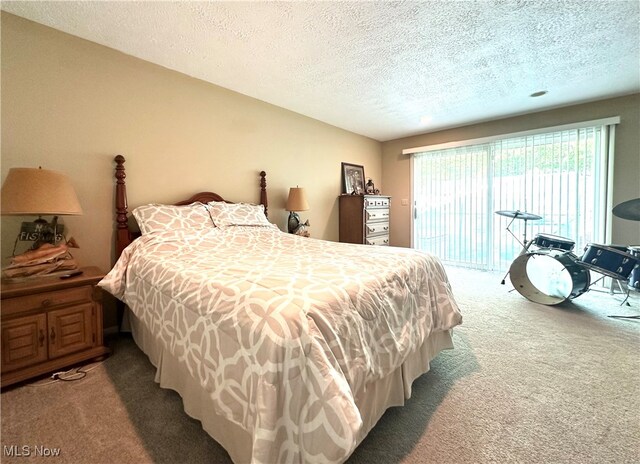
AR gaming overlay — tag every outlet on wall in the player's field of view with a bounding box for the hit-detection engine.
[401,199,409,206]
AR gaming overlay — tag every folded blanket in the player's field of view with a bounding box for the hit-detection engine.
[3,244,78,278]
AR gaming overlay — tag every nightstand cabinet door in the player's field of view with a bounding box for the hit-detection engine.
[1,314,48,373]
[47,303,94,359]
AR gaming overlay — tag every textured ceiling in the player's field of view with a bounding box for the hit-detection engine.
[2,1,639,141]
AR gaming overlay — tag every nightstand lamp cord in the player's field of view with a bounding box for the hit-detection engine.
[26,362,102,387]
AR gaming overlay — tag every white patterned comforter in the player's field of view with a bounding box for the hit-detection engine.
[99,225,462,463]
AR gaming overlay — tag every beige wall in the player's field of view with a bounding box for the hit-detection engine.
[1,13,382,273]
[382,94,640,248]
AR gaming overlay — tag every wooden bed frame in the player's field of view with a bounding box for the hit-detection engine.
[113,155,268,260]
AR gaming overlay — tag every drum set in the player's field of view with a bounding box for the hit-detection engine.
[496,209,640,306]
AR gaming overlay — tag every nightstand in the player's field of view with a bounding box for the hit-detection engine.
[1,266,110,388]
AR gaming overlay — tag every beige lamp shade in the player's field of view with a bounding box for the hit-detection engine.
[286,187,310,212]
[1,167,83,215]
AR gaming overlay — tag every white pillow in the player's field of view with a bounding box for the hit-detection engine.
[132,202,214,235]
[207,201,271,228]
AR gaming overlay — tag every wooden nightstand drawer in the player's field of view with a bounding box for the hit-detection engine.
[1,286,93,317]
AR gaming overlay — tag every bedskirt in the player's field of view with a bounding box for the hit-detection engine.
[127,311,454,463]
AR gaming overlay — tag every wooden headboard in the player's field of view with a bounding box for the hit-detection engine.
[113,155,268,261]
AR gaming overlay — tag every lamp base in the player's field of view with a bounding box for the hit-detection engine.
[288,211,300,234]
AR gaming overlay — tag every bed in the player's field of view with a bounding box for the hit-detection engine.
[99,155,462,463]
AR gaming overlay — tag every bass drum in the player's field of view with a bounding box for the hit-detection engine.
[509,250,590,305]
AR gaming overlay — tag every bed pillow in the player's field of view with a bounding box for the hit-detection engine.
[132,202,215,235]
[207,201,271,228]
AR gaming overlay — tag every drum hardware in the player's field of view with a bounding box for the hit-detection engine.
[585,273,632,305]
[627,246,640,290]
[499,239,534,285]
[495,210,542,284]
[588,274,639,318]
[608,314,640,320]
[605,280,640,318]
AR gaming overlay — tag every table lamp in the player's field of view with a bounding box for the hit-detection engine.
[286,187,309,234]
[2,167,83,245]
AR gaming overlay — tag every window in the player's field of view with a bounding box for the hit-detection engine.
[410,119,618,271]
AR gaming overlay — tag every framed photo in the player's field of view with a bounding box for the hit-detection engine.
[341,162,365,195]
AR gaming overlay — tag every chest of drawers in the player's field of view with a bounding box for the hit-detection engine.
[339,195,391,245]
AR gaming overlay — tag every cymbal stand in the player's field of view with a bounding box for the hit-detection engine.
[500,215,533,285]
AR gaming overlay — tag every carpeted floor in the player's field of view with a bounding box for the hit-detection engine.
[2,266,639,463]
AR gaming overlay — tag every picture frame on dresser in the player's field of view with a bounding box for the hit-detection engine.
[341,162,365,195]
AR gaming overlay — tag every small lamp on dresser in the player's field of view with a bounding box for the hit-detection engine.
[1,167,83,279]
[286,187,310,234]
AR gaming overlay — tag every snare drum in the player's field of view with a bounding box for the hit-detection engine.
[509,250,590,305]
[579,244,640,280]
[531,233,575,251]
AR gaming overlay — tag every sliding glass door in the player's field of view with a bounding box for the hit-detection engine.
[413,125,608,271]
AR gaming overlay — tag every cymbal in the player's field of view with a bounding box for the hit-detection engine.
[495,210,542,221]
[612,198,640,221]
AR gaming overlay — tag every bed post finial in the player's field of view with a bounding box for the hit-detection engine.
[260,171,268,218]
[114,155,130,259]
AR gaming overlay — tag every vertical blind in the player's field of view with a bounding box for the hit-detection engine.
[412,124,611,271]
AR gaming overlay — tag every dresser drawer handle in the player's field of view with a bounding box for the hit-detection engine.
[39,330,45,347]
[383,226,389,231]
[41,299,52,307]
[50,328,56,342]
